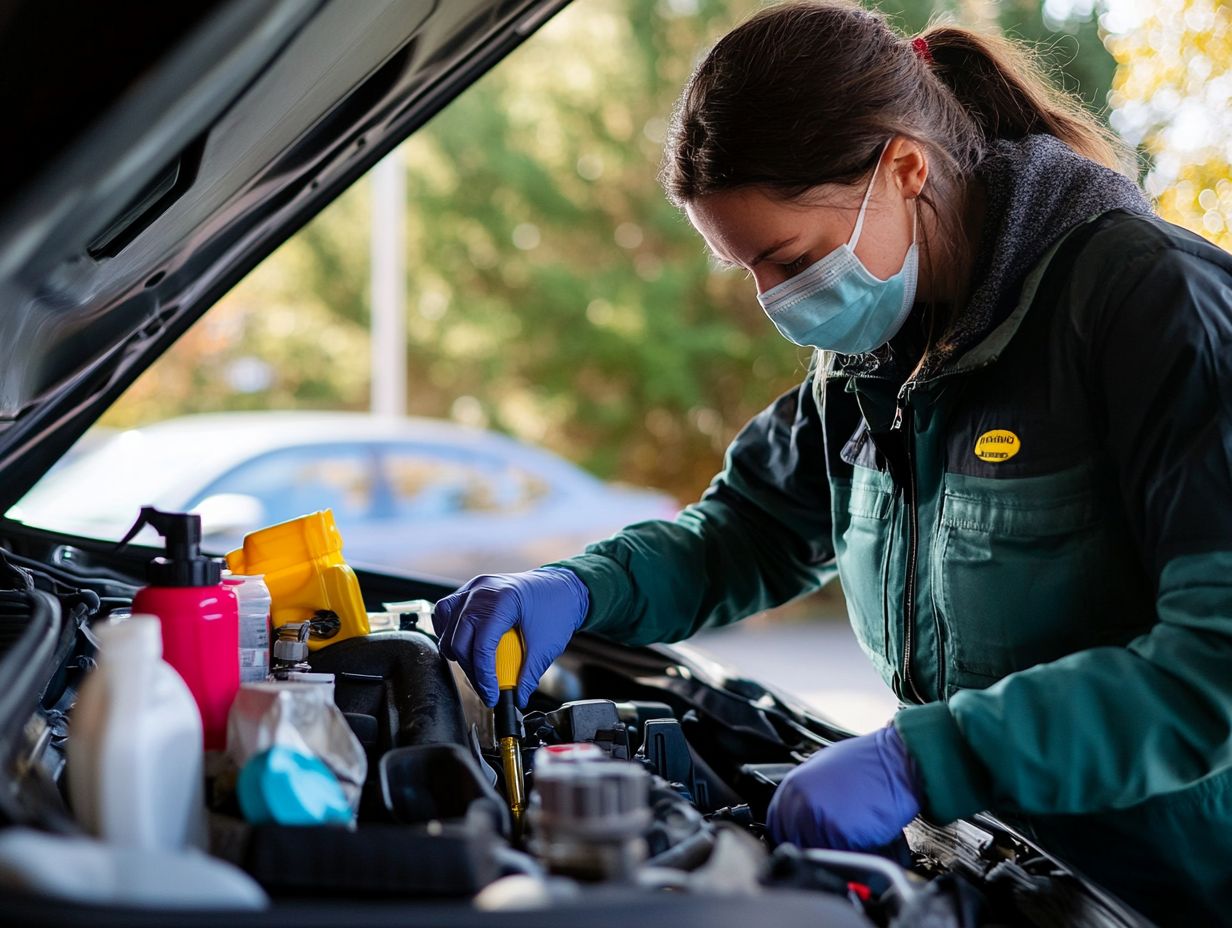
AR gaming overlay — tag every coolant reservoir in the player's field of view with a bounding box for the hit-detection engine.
[225,510,369,651]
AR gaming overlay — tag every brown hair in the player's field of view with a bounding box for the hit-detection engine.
[662,1,1133,356]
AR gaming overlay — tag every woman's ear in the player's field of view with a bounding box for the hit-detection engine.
[886,136,928,199]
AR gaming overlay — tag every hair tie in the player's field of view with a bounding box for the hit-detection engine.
[911,36,933,64]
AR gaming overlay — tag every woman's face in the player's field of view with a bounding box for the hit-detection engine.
[684,137,930,298]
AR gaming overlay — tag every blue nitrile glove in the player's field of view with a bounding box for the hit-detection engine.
[432,567,589,708]
[767,723,922,851]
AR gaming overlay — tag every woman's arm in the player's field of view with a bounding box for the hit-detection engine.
[895,232,1232,821]
[548,361,837,646]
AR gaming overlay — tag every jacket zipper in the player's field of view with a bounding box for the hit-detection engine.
[892,381,927,703]
[890,379,912,432]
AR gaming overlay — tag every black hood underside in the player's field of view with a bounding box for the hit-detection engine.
[0,0,566,512]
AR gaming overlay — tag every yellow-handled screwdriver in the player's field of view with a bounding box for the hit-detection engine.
[494,628,527,834]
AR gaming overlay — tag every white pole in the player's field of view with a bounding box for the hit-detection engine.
[370,148,407,417]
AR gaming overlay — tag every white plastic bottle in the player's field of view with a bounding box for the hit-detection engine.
[68,615,206,850]
[224,573,271,684]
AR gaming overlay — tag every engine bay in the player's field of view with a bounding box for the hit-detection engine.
[0,529,1147,928]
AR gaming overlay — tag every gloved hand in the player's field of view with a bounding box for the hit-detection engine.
[767,723,922,851]
[432,567,589,708]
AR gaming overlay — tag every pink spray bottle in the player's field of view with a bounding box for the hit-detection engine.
[119,507,239,750]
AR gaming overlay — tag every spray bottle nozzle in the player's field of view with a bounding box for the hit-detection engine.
[117,506,201,552]
[117,506,221,587]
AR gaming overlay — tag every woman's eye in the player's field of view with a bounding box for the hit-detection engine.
[782,256,809,273]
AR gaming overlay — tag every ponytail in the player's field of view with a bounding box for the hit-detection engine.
[920,26,1134,175]
[662,1,1135,210]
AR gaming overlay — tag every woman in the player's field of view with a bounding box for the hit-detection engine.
[433,2,1232,919]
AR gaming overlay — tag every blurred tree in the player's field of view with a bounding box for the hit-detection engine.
[105,0,1121,503]
[883,0,1116,115]
[1106,0,1232,249]
[394,0,805,499]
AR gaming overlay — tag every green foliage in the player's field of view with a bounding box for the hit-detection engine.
[881,0,1116,115]
[392,0,806,497]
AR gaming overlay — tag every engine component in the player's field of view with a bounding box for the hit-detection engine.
[535,742,606,767]
[645,781,713,866]
[641,716,731,812]
[528,747,652,882]
[302,629,470,822]
[667,826,767,895]
[614,701,675,753]
[524,699,632,759]
[270,614,344,675]
[642,719,697,793]
[380,743,507,833]
[270,620,311,671]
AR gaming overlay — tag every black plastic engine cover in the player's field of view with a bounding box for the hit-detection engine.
[309,630,468,752]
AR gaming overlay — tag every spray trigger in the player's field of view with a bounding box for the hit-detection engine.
[116,506,203,552]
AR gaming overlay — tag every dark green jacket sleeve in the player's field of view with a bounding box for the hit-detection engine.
[896,229,1232,822]
[547,361,837,646]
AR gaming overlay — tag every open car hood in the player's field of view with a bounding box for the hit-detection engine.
[0,0,566,512]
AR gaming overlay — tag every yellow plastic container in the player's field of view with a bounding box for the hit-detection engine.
[225,510,369,651]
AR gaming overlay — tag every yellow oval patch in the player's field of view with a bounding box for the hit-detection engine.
[974,429,1021,463]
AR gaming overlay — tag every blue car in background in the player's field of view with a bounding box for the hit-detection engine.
[9,411,678,581]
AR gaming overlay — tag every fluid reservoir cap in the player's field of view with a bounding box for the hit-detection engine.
[534,743,606,769]
[530,755,651,840]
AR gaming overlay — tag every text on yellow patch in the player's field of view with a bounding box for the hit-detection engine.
[974,429,1021,463]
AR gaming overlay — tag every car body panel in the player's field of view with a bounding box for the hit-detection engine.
[11,412,675,579]
[0,0,568,510]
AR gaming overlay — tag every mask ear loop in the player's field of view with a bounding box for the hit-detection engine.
[846,140,892,249]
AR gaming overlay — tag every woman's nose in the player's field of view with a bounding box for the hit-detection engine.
[752,267,789,295]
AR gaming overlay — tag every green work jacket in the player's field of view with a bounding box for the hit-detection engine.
[551,208,1232,922]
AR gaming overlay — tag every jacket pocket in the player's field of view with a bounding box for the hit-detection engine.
[831,467,896,685]
[934,462,1140,688]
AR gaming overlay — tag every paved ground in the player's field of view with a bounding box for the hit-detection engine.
[692,618,900,733]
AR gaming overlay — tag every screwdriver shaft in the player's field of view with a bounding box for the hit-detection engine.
[500,735,526,831]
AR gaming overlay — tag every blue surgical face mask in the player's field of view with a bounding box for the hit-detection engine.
[756,149,919,354]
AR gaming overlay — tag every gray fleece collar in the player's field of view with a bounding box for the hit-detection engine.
[833,133,1152,380]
